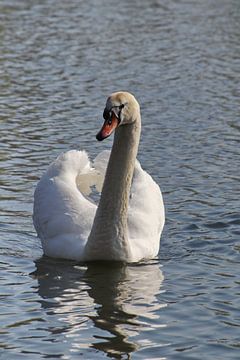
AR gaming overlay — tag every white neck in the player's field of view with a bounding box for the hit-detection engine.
[85,116,141,261]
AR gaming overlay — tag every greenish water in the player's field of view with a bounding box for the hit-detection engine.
[0,0,240,359]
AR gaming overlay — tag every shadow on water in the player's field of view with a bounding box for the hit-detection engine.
[31,257,165,358]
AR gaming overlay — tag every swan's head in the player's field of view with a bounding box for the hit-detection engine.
[96,91,140,141]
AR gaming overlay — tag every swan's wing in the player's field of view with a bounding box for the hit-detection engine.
[33,150,99,260]
[92,150,110,192]
[128,161,165,260]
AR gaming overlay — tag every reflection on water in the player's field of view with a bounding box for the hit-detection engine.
[31,258,165,358]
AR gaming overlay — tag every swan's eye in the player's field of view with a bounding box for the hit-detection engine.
[103,108,110,121]
[117,104,125,121]
[108,119,112,125]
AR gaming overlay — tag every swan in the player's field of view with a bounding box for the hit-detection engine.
[33,91,165,262]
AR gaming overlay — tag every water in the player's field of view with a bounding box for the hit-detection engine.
[0,0,239,358]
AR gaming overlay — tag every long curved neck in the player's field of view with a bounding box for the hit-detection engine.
[85,116,141,261]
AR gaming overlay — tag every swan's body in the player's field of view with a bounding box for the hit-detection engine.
[33,92,165,262]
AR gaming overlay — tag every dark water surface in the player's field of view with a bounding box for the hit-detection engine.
[0,0,240,359]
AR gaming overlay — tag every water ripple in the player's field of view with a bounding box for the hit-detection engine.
[0,0,240,358]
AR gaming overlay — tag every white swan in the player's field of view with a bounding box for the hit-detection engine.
[33,92,165,262]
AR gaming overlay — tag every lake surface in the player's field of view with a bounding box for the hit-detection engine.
[0,0,240,358]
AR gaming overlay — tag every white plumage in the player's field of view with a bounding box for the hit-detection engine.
[33,92,165,262]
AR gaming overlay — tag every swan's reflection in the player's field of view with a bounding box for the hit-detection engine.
[32,257,166,358]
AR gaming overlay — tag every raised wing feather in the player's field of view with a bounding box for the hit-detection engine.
[128,161,165,260]
[33,150,98,260]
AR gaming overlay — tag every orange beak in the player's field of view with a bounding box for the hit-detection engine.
[96,113,119,141]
